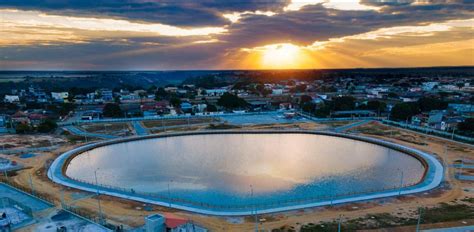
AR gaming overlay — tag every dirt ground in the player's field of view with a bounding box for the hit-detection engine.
[4,121,474,232]
[0,134,65,149]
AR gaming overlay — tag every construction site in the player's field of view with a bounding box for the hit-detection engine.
[0,112,473,231]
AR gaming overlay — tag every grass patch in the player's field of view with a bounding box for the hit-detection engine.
[300,203,474,231]
[206,123,241,130]
[143,117,219,128]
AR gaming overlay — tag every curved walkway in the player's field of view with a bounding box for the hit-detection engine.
[48,130,444,216]
[63,125,118,139]
[131,121,149,135]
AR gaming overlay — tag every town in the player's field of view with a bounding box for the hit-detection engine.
[0,70,472,140]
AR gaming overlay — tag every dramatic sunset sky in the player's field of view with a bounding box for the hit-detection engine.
[0,0,473,70]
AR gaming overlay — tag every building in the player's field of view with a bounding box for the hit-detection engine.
[144,213,207,232]
[51,92,69,102]
[204,88,227,96]
[4,95,20,103]
[448,103,474,113]
[145,214,166,232]
[97,89,113,102]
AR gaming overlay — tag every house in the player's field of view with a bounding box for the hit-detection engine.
[194,104,207,113]
[411,113,429,126]
[51,92,69,102]
[164,87,178,93]
[427,111,445,130]
[272,88,284,95]
[98,89,114,102]
[180,102,193,113]
[28,113,49,126]
[81,111,101,120]
[448,103,474,113]
[422,82,439,91]
[120,103,141,117]
[4,95,20,103]
[141,104,157,116]
[144,213,207,232]
[11,111,30,125]
[204,88,227,96]
[0,115,8,133]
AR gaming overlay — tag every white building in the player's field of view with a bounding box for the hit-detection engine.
[51,92,69,102]
[204,88,227,96]
[272,89,284,95]
[4,95,20,103]
[422,82,439,91]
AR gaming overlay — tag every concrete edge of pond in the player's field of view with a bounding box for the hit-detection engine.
[48,130,444,216]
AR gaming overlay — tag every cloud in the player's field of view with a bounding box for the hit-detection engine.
[0,1,473,69]
[0,9,226,46]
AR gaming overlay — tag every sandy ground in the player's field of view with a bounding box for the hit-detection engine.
[4,121,474,231]
[0,134,65,150]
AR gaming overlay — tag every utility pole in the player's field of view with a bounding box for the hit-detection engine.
[399,170,404,195]
[3,169,8,183]
[416,207,423,232]
[167,181,172,207]
[338,214,342,232]
[29,173,35,195]
[94,169,103,224]
[250,185,258,232]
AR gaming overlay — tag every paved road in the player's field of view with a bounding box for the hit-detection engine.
[63,126,118,139]
[333,120,372,132]
[456,174,474,181]
[131,121,149,136]
[422,225,474,232]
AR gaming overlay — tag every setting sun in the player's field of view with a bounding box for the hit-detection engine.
[261,44,300,69]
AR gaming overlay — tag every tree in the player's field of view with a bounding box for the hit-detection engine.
[295,84,307,92]
[57,103,76,116]
[102,103,123,118]
[302,102,316,113]
[366,100,387,112]
[217,93,248,109]
[170,97,182,107]
[300,95,313,106]
[417,97,447,112]
[155,87,168,101]
[37,119,58,133]
[458,118,474,133]
[206,104,218,112]
[390,102,419,121]
[15,124,31,134]
[332,96,356,111]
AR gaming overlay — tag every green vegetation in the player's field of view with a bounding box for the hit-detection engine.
[300,203,474,231]
[390,97,449,121]
[102,103,123,118]
[37,119,58,133]
[458,118,474,136]
[390,102,419,121]
[15,124,31,134]
[217,93,248,110]
[207,123,241,130]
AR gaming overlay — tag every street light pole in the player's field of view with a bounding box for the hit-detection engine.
[94,169,103,224]
[416,207,423,232]
[338,214,342,232]
[167,181,172,207]
[29,173,35,195]
[250,185,258,232]
[399,170,404,195]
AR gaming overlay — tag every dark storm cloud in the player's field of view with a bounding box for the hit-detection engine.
[217,1,474,47]
[1,0,473,69]
[0,0,288,26]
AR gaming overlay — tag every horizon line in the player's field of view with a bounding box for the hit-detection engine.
[0,65,473,72]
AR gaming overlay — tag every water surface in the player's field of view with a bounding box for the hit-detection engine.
[66,133,425,207]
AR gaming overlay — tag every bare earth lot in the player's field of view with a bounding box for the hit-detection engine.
[3,121,473,231]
